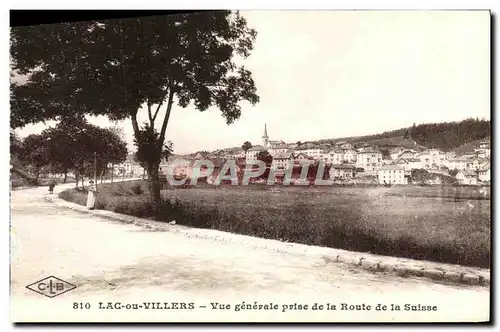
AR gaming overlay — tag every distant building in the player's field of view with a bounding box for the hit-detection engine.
[114,154,145,177]
[271,152,294,171]
[302,148,322,160]
[478,162,490,183]
[395,157,423,171]
[334,140,352,151]
[356,149,383,171]
[445,151,457,160]
[329,148,344,165]
[294,153,314,166]
[455,170,478,185]
[319,150,331,164]
[398,150,416,160]
[377,166,407,185]
[233,149,246,159]
[329,164,355,180]
[445,157,470,171]
[389,147,406,160]
[246,145,267,161]
[343,149,357,163]
[416,149,446,169]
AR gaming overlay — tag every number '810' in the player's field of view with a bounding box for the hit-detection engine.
[73,302,91,309]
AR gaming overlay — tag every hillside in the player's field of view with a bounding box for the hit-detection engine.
[454,136,491,154]
[311,118,490,151]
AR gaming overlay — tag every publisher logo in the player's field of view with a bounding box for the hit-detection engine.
[26,276,77,298]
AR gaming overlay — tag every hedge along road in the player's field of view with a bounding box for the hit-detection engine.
[10,182,489,323]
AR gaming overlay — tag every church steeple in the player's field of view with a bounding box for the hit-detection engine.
[262,123,269,146]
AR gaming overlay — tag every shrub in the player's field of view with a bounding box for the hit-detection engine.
[131,184,144,195]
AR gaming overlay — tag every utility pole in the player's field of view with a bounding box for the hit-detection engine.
[94,152,98,191]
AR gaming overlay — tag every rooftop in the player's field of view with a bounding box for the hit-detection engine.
[330,164,355,169]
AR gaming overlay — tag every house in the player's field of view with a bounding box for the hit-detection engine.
[233,149,246,159]
[193,152,209,160]
[302,148,322,160]
[381,155,393,166]
[271,152,294,171]
[445,157,470,171]
[377,166,407,185]
[455,170,478,185]
[163,158,192,179]
[474,141,490,158]
[319,149,331,164]
[268,140,289,156]
[355,149,383,171]
[398,150,416,160]
[245,145,267,161]
[114,154,145,177]
[334,140,352,151]
[389,147,406,160]
[294,153,314,166]
[478,162,490,183]
[329,148,344,165]
[343,149,357,163]
[395,157,423,171]
[470,157,489,171]
[445,151,457,160]
[416,149,446,169]
[329,164,355,180]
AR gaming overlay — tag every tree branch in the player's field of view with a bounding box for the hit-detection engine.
[159,86,176,145]
[147,101,154,126]
[131,111,140,138]
[152,99,164,123]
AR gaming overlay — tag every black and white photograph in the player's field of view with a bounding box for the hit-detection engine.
[9,9,491,323]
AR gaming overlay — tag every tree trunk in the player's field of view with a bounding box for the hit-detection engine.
[81,176,85,190]
[147,164,162,216]
[63,172,68,184]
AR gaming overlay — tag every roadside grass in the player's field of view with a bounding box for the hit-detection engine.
[59,180,491,268]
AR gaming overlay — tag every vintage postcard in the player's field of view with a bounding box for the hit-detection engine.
[9,10,491,323]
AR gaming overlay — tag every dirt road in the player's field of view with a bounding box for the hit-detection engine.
[10,184,490,322]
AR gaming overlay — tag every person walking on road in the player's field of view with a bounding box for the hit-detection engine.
[86,180,97,210]
[48,181,56,195]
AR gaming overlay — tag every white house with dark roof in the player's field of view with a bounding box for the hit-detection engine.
[356,149,383,171]
[456,170,478,185]
[329,148,344,165]
[271,152,294,171]
[329,164,355,180]
[302,148,322,160]
[114,154,145,177]
[245,145,267,161]
[343,149,357,163]
[416,149,446,169]
[377,166,407,185]
[395,157,423,171]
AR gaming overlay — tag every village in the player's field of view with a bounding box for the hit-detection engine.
[115,124,491,186]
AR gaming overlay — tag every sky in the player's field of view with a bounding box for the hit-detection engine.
[13,10,491,155]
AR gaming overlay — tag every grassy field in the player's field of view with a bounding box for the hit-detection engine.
[60,181,491,268]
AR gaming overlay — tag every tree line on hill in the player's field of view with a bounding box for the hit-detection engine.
[409,118,490,151]
[314,118,490,151]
